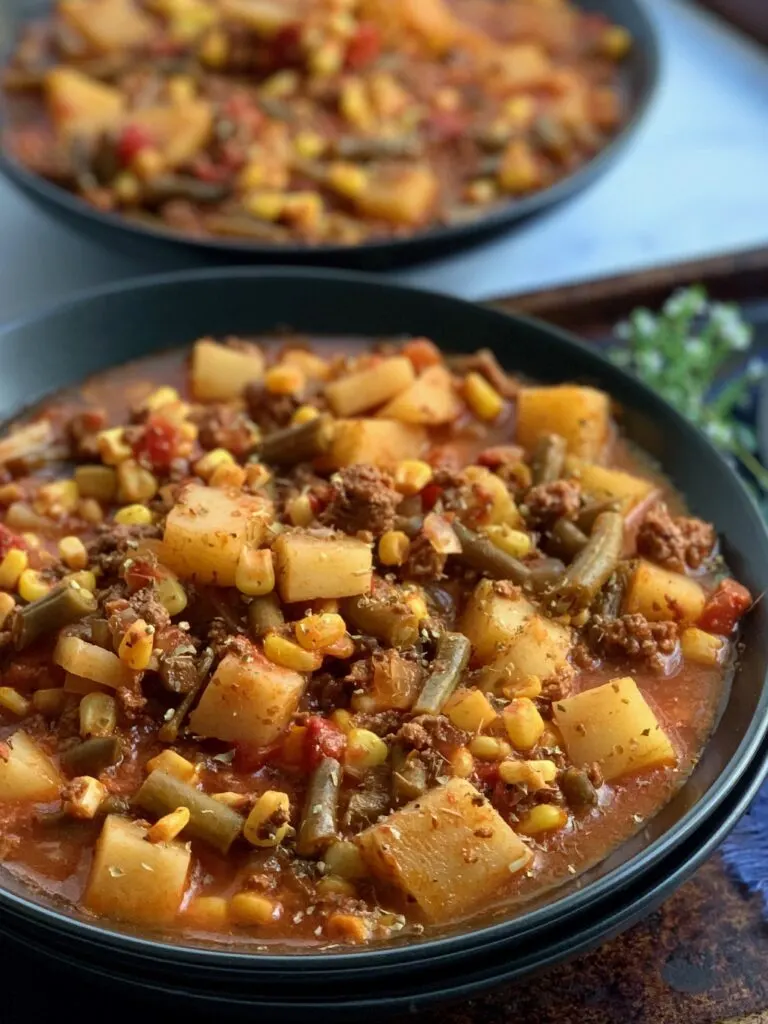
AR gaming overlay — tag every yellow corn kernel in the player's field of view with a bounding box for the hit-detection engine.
[97,428,132,466]
[117,459,158,504]
[517,803,569,836]
[394,459,433,496]
[317,876,357,898]
[118,618,155,671]
[287,493,315,527]
[445,689,498,733]
[261,69,299,98]
[502,674,543,701]
[58,536,88,571]
[0,548,28,590]
[79,691,117,738]
[17,569,51,603]
[113,171,141,203]
[403,589,429,623]
[503,95,536,127]
[168,74,196,104]
[64,570,96,592]
[147,806,191,843]
[329,708,353,733]
[114,504,153,526]
[64,775,107,819]
[290,405,320,428]
[465,372,503,421]
[230,892,281,926]
[210,463,247,489]
[324,633,356,659]
[325,912,371,943]
[244,790,291,848]
[185,896,230,931]
[143,386,180,412]
[34,480,79,518]
[295,612,346,652]
[499,758,558,788]
[133,146,165,181]
[310,39,344,76]
[265,364,305,397]
[450,746,475,778]
[32,687,66,717]
[264,634,323,673]
[378,530,410,567]
[199,28,228,68]
[599,25,632,59]
[156,576,188,617]
[179,421,199,447]
[236,547,275,597]
[538,725,564,751]
[345,728,389,770]
[503,697,545,751]
[293,131,326,160]
[146,749,197,782]
[327,161,368,198]
[194,448,235,481]
[681,627,723,667]
[468,735,511,761]
[0,592,16,629]
[20,532,40,548]
[280,724,307,765]
[339,78,375,131]
[0,483,23,505]
[0,686,30,716]
[324,839,368,879]
[246,463,272,490]
[483,524,532,559]
[78,498,105,524]
[242,188,285,219]
[465,178,497,205]
[211,791,251,810]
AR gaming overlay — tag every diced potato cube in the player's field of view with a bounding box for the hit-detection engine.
[0,730,62,802]
[189,649,305,747]
[463,466,522,528]
[163,483,272,586]
[356,778,531,922]
[459,579,535,663]
[274,531,372,603]
[680,627,723,667]
[329,419,427,469]
[377,365,463,425]
[219,0,297,36]
[191,339,265,401]
[122,101,213,168]
[45,68,125,138]
[553,677,676,781]
[84,815,190,926]
[624,560,706,624]
[565,457,657,515]
[60,0,153,54]
[486,614,572,689]
[353,165,439,226]
[445,688,497,732]
[325,357,415,417]
[516,386,611,461]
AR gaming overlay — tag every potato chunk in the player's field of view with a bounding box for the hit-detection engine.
[624,560,706,624]
[459,579,535,663]
[565,458,658,515]
[329,419,427,469]
[353,165,439,226]
[356,778,531,922]
[485,614,572,690]
[378,365,463,425]
[121,101,213,168]
[325,357,415,417]
[45,68,125,138]
[0,730,62,803]
[191,339,265,401]
[516,386,610,460]
[163,483,272,586]
[84,815,190,926]
[553,677,676,781]
[60,0,153,54]
[188,650,305,747]
[274,531,372,603]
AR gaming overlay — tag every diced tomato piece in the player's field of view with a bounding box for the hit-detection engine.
[426,110,469,143]
[123,557,164,594]
[0,523,27,561]
[116,124,153,167]
[345,22,381,70]
[477,445,525,469]
[271,22,304,67]
[475,763,501,790]
[304,715,347,771]
[191,156,232,183]
[420,482,443,512]
[402,338,442,372]
[132,414,181,472]
[234,742,273,773]
[698,579,752,635]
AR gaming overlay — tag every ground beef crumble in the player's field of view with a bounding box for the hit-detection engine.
[404,530,447,580]
[320,465,401,536]
[637,502,715,573]
[195,405,259,458]
[587,613,679,672]
[524,480,581,528]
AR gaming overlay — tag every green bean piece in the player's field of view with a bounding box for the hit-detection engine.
[61,736,123,777]
[342,585,420,649]
[247,594,285,638]
[296,757,341,858]
[203,213,291,242]
[333,135,423,160]
[391,745,428,806]
[553,511,624,611]
[136,770,243,854]
[575,499,622,534]
[12,583,97,651]
[158,647,215,743]
[412,631,471,716]
[593,567,630,619]
[394,514,423,539]
[526,556,567,592]
[548,519,589,561]
[452,521,531,584]
[531,433,567,485]
[89,617,113,650]
[255,414,334,466]
[559,767,598,809]
[143,175,231,206]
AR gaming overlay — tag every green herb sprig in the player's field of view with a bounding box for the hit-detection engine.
[610,286,768,494]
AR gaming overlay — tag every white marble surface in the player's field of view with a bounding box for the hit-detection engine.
[0,0,767,324]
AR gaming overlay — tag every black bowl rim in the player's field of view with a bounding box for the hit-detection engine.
[0,265,765,971]
[0,0,660,262]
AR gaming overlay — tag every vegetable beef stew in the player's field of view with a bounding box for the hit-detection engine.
[0,336,751,947]
[3,0,631,245]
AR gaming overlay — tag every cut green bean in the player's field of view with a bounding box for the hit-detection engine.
[296,757,341,857]
[576,499,622,534]
[89,617,113,650]
[553,511,624,611]
[12,583,97,650]
[343,586,420,649]
[453,520,531,584]
[526,556,567,592]
[144,175,231,206]
[61,736,123,777]
[247,594,285,638]
[391,744,428,806]
[531,433,567,485]
[412,631,471,716]
[256,413,334,466]
[136,769,243,854]
[158,647,214,743]
[548,518,589,561]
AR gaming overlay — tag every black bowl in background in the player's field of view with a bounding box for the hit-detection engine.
[0,0,660,270]
[0,269,765,1016]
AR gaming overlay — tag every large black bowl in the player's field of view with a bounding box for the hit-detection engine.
[0,0,659,270]
[0,269,765,1017]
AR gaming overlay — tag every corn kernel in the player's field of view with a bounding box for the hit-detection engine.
[113,171,141,203]
[264,634,323,673]
[117,459,158,504]
[309,39,344,76]
[498,139,540,194]
[35,479,79,517]
[64,570,96,592]
[194,448,234,481]
[378,530,411,567]
[287,493,315,527]
[143,386,180,412]
[0,592,15,629]
[118,618,155,671]
[538,725,564,751]
[295,612,346,652]
[503,95,535,127]
[261,69,299,98]
[345,728,389,770]
[17,569,51,603]
[265,364,305,397]
[64,775,106,819]
[329,708,353,733]
[242,188,285,219]
[468,735,511,761]
[325,912,371,943]
[324,633,356,659]
[502,674,543,700]
[58,536,88,571]
[133,146,165,181]
[465,178,497,205]
[293,132,326,160]
[79,691,117,738]
[236,546,275,597]
[147,806,191,843]
[503,697,545,751]
[211,791,251,810]
[599,25,632,59]
[290,406,320,429]
[324,840,368,879]
[0,548,28,590]
[445,689,498,733]
[244,790,291,847]
[78,498,104,524]
[317,876,357,898]
[280,724,307,765]
[517,803,569,836]
[230,892,281,926]
[681,627,723,667]
[168,74,196,104]
[20,532,40,548]
[32,687,66,716]
[245,463,272,490]
[199,28,228,68]
[185,896,230,931]
[114,504,153,526]
[499,758,558,788]
[97,428,131,466]
[483,524,531,559]
[0,483,23,505]
[327,161,368,198]
[465,372,504,421]
[403,590,429,623]
[146,749,197,782]
[450,745,475,778]
[394,459,433,496]
[156,577,188,617]
[0,686,30,716]
[210,463,247,489]
[339,78,375,131]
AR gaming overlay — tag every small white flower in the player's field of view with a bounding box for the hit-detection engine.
[704,420,733,446]
[637,349,663,375]
[632,309,657,339]
[710,304,752,351]
[664,287,706,319]
[746,357,765,383]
